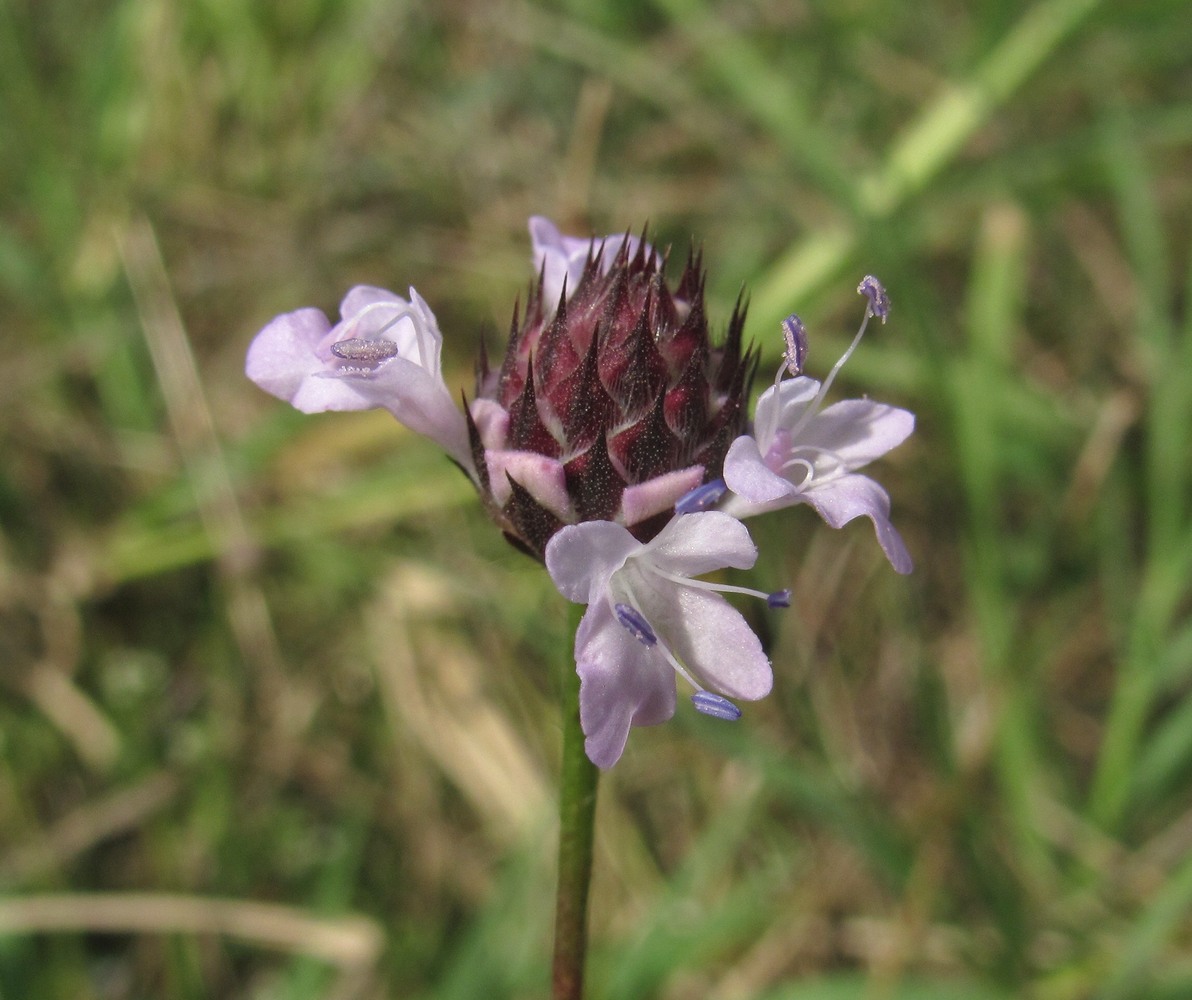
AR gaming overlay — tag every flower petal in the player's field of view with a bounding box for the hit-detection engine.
[656,587,773,700]
[574,600,676,768]
[246,307,337,406]
[529,215,660,308]
[339,284,405,319]
[546,520,641,604]
[529,216,589,308]
[796,399,914,470]
[319,301,422,364]
[643,510,758,578]
[485,450,572,521]
[324,359,471,464]
[723,434,801,505]
[752,377,819,448]
[799,473,914,573]
[619,465,705,526]
[468,398,510,450]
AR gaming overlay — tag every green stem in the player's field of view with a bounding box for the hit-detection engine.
[552,602,599,1000]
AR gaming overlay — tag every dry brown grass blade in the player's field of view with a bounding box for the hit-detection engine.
[0,771,179,883]
[118,217,309,774]
[0,892,382,968]
[368,562,551,846]
[19,661,121,772]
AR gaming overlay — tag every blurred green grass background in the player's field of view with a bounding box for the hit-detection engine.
[2,0,1191,997]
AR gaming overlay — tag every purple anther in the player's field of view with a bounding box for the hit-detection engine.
[767,589,792,609]
[675,479,727,514]
[781,314,808,375]
[691,691,742,721]
[857,276,890,323]
[614,603,657,646]
[330,338,401,364]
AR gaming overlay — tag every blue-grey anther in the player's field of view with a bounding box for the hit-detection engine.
[691,691,742,721]
[767,589,792,609]
[857,276,890,323]
[614,603,657,646]
[781,314,807,375]
[675,479,727,514]
[330,338,402,364]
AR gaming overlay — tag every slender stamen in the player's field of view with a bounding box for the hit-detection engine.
[691,691,742,721]
[658,648,702,693]
[614,603,656,646]
[808,314,868,413]
[786,280,884,442]
[646,564,790,607]
[675,480,727,514]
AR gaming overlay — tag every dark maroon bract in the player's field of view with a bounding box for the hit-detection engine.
[466,228,755,561]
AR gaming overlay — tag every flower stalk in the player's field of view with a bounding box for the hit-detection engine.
[552,601,599,1000]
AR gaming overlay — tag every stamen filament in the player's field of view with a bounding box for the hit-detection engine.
[646,565,784,605]
[785,313,869,442]
[658,644,704,695]
[778,455,816,482]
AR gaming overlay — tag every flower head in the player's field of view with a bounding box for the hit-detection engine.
[469,219,755,560]
[246,285,471,469]
[546,510,782,768]
[723,276,915,573]
[245,229,916,769]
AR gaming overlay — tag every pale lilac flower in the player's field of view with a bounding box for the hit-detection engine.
[546,510,782,768]
[723,276,915,573]
[529,215,659,308]
[246,285,471,469]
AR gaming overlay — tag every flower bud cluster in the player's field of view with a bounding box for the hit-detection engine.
[466,233,754,560]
